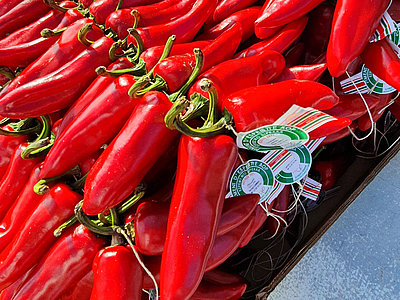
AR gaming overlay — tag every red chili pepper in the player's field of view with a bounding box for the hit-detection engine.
[236,16,308,58]
[0,144,42,220]
[284,41,305,67]
[0,0,51,38]
[320,122,356,146]
[161,135,238,300]
[213,0,258,23]
[0,36,117,118]
[60,271,93,300]
[361,37,400,92]
[198,6,261,43]
[39,74,139,179]
[202,268,244,286]
[357,93,392,131]
[0,183,81,290]
[327,0,390,77]
[239,205,268,247]
[153,23,241,93]
[266,185,290,235]
[389,0,400,21]
[0,1,76,48]
[272,63,328,82]
[312,155,351,190]
[57,57,136,135]
[323,94,381,121]
[139,40,210,71]
[82,91,179,215]
[0,0,23,17]
[10,225,106,300]
[191,280,247,300]
[1,18,103,96]
[188,50,285,111]
[89,0,161,24]
[255,0,322,30]
[127,0,217,49]
[303,3,334,64]
[223,80,340,131]
[0,125,28,179]
[78,149,103,175]
[91,245,143,300]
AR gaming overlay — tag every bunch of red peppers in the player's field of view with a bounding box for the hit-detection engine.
[0,0,399,299]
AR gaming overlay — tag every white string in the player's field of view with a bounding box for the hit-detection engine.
[118,228,159,299]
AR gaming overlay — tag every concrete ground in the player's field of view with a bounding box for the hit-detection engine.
[268,152,400,300]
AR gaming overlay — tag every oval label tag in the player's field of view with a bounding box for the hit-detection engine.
[237,125,309,152]
[275,146,312,185]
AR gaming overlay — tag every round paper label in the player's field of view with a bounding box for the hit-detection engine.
[275,146,312,185]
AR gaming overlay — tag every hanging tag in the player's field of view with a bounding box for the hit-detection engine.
[300,176,322,201]
[370,11,398,42]
[228,159,275,204]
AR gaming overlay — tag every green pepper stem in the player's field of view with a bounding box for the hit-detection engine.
[0,66,15,80]
[21,116,54,159]
[41,26,67,38]
[130,10,140,29]
[127,28,144,62]
[95,59,147,77]
[182,92,209,122]
[43,0,69,13]
[33,166,81,195]
[199,79,218,127]
[164,96,190,130]
[0,119,41,137]
[74,201,116,236]
[128,76,151,98]
[169,48,204,103]
[136,75,167,95]
[54,215,77,237]
[78,23,94,46]
[109,40,123,61]
[116,0,124,10]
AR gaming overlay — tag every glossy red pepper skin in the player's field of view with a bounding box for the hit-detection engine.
[361,37,400,92]
[256,0,323,29]
[223,80,339,132]
[0,144,42,220]
[191,281,247,300]
[78,149,103,175]
[83,91,178,215]
[91,245,143,300]
[0,125,27,179]
[239,205,268,247]
[89,0,161,24]
[327,0,390,77]
[153,23,242,93]
[0,183,81,290]
[1,18,102,96]
[57,57,135,135]
[303,4,334,64]
[0,36,115,118]
[320,122,357,146]
[213,0,258,23]
[283,41,305,67]
[203,268,244,286]
[128,0,217,49]
[0,0,50,38]
[161,135,238,300]
[11,225,106,300]
[0,1,76,48]
[357,93,392,131]
[140,40,210,71]
[0,0,23,17]
[313,156,350,190]
[323,94,381,121]
[198,6,261,43]
[40,74,138,179]
[272,63,327,82]
[60,271,93,300]
[188,49,285,111]
[236,16,308,58]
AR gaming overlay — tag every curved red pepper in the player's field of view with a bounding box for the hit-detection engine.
[0,1,75,48]
[0,0,51,38]
[266,185,290,235]
[357,93,392,131]
[272,63,328,82]
[161,135,238,300]
[191,281,247,300]
[0,183,81,290]
[0,125,27,179]
[327,0,390,77]
[202,268,244,286]
[313,155,351,190]
[284,41,305,67]
[0,144,42,220]
[153,23,242,93]
[127,0,217,49]
[60,271,93,300]
[239,205,268,247]
[140,40,210,71]
[198,6,261,43]
[188,49,285,111]
[236,16,308,58]
[89,0,161,25]
[255,0,323,29]
[0,36,116,118]
[361,37,400,92]
[82,91,178,215]
[0,0,24,17]
[213,0,258,23]
[320,122,357,146]
[91,245,143,300]
[11,225,106,300]
[223,80,339,132]
[40,74,138,179]
[1,18,103,96]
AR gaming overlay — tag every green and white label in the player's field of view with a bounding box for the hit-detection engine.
[361,64,396,94]
[229,160,274,203]
[237,125,309,152]
[275,146,312,185]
